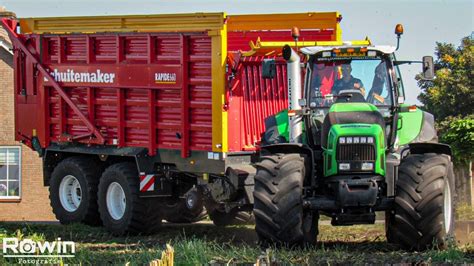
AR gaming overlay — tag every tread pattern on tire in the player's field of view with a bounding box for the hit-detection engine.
[253,153,310,246]
[387,153,455,250]
[49,156,102,225]
[98,162,162,235]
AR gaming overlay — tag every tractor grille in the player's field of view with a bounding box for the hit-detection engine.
[336,144,376,161]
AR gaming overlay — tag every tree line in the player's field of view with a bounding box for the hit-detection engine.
[418,35,473,165]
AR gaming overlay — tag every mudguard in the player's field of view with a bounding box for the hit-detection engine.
[406,142,452,157]
[260,143,316,183]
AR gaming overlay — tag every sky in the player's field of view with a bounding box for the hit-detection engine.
[1,0,473,104]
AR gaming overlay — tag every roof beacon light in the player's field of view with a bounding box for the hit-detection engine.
[395,24,404,51]
[291,26,300,41]
[395,24,404,36]
[291,26,300,51]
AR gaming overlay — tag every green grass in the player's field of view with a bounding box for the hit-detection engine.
[0,222,472,265]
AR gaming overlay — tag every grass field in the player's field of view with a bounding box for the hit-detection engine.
[0,220,472,265]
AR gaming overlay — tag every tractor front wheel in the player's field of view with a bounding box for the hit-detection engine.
[253,153,318,247]
[387,153,455,250]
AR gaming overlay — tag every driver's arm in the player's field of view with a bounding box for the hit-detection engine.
[353,79,365,96]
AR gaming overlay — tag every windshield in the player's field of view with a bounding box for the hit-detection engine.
[308,58,392,108]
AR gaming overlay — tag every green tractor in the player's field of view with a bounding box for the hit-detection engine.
[255,26,455,250]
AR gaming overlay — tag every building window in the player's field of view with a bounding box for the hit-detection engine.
[0,147,21,199]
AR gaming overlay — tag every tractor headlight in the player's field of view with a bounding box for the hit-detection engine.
[346,137,353,144]
[361,162,374,171]
[339,137,346,144]
[339,163,350,170]
[367,137,374,143]
[360,137,367,143]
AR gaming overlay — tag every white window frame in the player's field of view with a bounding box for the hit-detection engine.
[0,146,21,200]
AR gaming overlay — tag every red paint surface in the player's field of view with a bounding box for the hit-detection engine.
[9,24,335,155]
[12,33,212,157]
[226,30,334,151]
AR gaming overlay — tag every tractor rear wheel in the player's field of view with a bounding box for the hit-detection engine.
[253,153,318,246]
[98,162,162,235]
[387,153,455,250]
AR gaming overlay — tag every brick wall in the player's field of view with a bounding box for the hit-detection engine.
[0,48,56,221]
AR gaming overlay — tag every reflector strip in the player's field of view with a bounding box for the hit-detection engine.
[140,174,155,192]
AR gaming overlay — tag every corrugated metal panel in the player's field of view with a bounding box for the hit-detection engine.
[65,36,86,63]
[227,30,335,52]
[31,32,213,156]
[124,36,147,62]
[94,36,116,62]
[227,58,288,151]
[188,35,212,151]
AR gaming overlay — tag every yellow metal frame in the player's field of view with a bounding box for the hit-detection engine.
[242,38,372,56]
[19,13,226,34]
[208,14,228,153]
[228,12,341,34]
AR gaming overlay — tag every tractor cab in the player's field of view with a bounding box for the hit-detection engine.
[301,45,399,177]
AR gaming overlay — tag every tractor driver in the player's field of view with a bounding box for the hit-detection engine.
[332,63,366,97]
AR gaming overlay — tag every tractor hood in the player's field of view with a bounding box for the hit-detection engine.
[329,102,380,113]
[322,102,387,177]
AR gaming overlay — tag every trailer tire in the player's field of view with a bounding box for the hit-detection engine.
[253,153,318,246]
[49,156,102,225]
[209,209,254,227]
[98,162,162,235]
[164,199,206,224]
[387,153,455,250]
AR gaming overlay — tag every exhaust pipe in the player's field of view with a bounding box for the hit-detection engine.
[282,45,303,143]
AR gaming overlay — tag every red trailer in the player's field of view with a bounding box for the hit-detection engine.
[2,12,342,234]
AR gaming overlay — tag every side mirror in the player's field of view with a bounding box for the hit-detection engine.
[261,59,276,79]
[422,56,435,80]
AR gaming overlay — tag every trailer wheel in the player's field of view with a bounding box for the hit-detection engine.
[164,199,206,224]
[98,162,162,235]
[253,153,318,246]
[49,157,102,225]
[209,209,254,227]
[387,153,455,250]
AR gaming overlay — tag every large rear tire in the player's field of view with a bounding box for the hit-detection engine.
[387,153,455,250]
[253,153,318,246]
[49,156,102,225]
[98,162,162,235]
